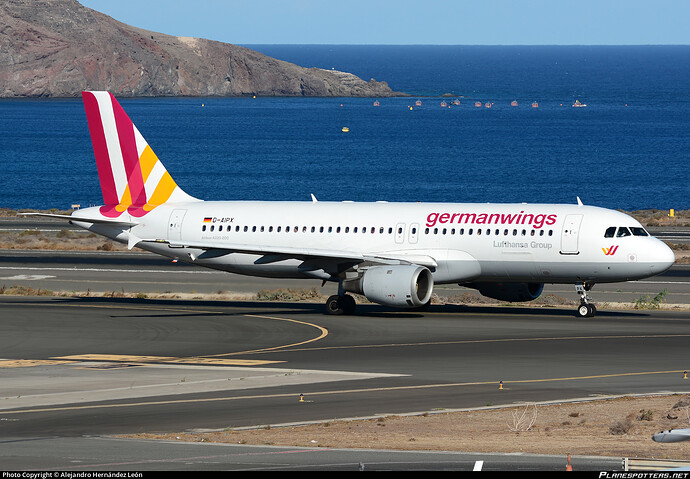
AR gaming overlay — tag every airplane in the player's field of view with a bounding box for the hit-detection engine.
[25,91,676,317]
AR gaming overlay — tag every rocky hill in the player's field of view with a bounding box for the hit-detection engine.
[0,0,402,98]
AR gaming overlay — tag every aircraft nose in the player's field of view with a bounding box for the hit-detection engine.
[650,240,675,274]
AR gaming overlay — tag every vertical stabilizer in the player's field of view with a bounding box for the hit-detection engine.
[82,91,198,218]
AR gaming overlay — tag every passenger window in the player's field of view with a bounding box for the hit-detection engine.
[616,227,631,237]
[604,226,616,238]
[631,227,648,237]
[202,225,206,232]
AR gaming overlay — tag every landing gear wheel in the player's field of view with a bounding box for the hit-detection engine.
[577,303,596,318]
[326,295,344,315]
[340,294,357,315]
[325,294,357,315]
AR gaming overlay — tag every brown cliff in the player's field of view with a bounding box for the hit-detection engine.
[0,0,402,98]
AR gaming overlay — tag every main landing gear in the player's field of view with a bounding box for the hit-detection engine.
[575,282,596,318]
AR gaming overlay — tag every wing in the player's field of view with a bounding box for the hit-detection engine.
[139,238,438,272]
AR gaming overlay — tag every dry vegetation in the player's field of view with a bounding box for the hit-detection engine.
[128,394,690,460]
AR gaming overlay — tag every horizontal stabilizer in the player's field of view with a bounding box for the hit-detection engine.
[21,212,139,227]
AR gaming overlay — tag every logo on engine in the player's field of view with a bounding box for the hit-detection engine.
[602,245,619,256]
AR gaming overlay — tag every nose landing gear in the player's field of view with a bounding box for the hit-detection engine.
[575,282,596,317]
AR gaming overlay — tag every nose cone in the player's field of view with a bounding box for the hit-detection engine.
[649,240,675,275]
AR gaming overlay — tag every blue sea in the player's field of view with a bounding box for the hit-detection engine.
[1,45,688,211]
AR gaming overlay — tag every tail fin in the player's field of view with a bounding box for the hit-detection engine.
[82,91,197,218]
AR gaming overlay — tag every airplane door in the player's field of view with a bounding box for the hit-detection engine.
[395,223,405,244]
[409,223,419,244]
[560,214,582,254]
[168,209,187,241]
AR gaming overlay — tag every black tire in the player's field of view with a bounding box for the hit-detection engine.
[341,294,357,315]
[325,295,344,315]
[577,303,596,318]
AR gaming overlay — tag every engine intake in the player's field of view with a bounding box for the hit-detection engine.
[467,282,544,302]
[343,265,434,308]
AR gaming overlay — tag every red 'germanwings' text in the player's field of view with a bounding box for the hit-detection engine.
[426,211,558,229]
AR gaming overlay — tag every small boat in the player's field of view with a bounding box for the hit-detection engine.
[572,100,587,107]
[510,100,518,107]
[341,127,349,133]
[475,101,482,107]
[415,100,422,107]
[440,101,447,107]
[373,100,380,106]
[452,99,460,106]
[485,102,492,108]
[532,102,539,108]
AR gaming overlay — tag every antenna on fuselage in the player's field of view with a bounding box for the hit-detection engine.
[311,194,318,203]
[577,196,584,207]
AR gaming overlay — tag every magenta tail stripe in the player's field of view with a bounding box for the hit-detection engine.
[111,93,147,207]
[82,92,118,206]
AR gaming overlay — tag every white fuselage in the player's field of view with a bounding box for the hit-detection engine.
[73,201,675,286]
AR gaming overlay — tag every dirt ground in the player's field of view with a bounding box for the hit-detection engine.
[128,394,690,461]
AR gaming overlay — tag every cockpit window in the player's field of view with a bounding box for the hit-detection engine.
[604,227,616,238]
[616,227,631,237]
[631,227,649,237]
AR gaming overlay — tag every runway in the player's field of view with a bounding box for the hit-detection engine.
[1,294,689,469]
[1,246,689,470]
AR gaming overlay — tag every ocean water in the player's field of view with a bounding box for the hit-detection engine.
[0,45,688,211]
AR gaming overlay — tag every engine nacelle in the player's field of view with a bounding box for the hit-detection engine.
[343,265,434,308]
[466,282,544,302]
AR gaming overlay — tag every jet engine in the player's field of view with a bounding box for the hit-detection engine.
[466,282,544,302]
[343,264,434,308]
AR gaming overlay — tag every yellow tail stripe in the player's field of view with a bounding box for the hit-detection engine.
[138,145,159,183]
[145,171,178,208]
